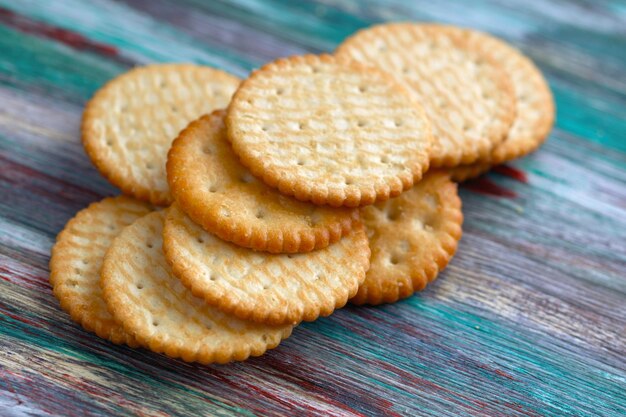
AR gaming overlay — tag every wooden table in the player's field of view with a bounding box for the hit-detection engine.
[1,1,624,416]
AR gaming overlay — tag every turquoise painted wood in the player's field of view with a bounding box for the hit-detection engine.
[1,1,625,416]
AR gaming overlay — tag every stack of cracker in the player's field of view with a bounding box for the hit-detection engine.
[50,23,554,364]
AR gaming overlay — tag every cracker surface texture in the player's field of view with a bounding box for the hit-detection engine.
[226,54,432,208]
[352,172,463,305]
[167,111,359,253]
[49,196,152,346]
[336,23,516,167]
[455,29,555,168]
[163,204,371,325]
[101,211,292,364]
[82,64,240,205]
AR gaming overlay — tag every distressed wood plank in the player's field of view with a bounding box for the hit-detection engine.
[0,0,624,416]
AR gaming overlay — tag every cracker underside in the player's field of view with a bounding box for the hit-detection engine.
[49,196,152,346]
[167,110,359,253]
[163,204,371,325]
[100,211,293,364]
[449,163,492,182]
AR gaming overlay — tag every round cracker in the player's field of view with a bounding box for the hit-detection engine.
[226,54,432,208]
[162,204,371,325]
[167,110,359,253]
[336,23,516,167]
[456,30,555,167]
[49,196,152,346]
[100,211,293,364]
[352,172,463,305]
[82,64,241,206]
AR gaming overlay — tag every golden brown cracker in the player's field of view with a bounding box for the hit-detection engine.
[352,172,463,305]
[82,64,240,205]
[167,110,359,253]
[49,196,152,346]
[162,204,371,325]
[226,54,432,208]
[100,211,293,364]
[459,30,555,165]
[336,23,516,167]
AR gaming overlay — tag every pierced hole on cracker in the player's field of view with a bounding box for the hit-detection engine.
[209,274,216,281]
[106,139,113,147]
[357,120,367,128]
[386,206,402,221]
[82,259,89,265]
[390,255,401,265]
[146,163,155,170]
[209,185,217,193]
[255,210,265,219]
[171,105,178,112]
[394,120,403,127]
[146,242,154,249]
[381,155,390,164]
[298,122,305,130]
[358,85,367,93]
[74,268,81,275]
[262,334,269,342]
[261,125,270,132]
[152,321,159,327]
[263,284,271,290]
[196,237,204,244]
[344,178,354,185]
[203,146,212,155]
[239,173,255,184]
[297,158,305,166]
[312,66,321,73]
[136,283,144,290]
[276,88,285,95]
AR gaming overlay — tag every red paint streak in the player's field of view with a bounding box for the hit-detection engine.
[0,263,51,292]
[0,155,105,204]
[247,353,373,416]
[464,177,517,198]
[0,7,118,56]
[494,369,516,380]
[376,361,488,413]
[493,164,528,183]
[0,370,25,406]
[1,309,43,328]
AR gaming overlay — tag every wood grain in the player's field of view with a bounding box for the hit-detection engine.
[0,0,625,416]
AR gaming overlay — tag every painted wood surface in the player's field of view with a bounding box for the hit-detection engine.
[0,1,625,416]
